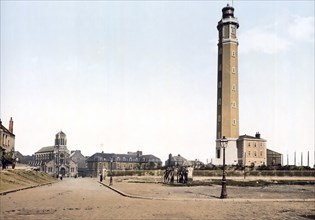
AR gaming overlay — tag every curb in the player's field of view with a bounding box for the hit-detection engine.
[98,181,315,202]
[0,182,55,196]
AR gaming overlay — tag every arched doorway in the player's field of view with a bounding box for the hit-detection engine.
[60,167,66,176]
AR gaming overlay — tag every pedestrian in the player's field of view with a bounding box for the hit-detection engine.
[100,173,103,182]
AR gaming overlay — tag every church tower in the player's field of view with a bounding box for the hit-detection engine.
[215,4,239,165]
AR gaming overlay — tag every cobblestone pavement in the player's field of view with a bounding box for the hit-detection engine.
[1,177,314,220]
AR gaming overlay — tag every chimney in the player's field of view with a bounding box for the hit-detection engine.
[9,117,14,133]
[255,132,261,139]
[168,153,172,167]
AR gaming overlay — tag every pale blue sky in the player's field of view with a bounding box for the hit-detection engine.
[1,1,314,165]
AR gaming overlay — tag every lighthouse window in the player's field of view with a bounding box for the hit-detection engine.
[231,101,236,108]
[232,119,237,126]
[232,67,236,74]
[231,26,236,38]
[232,84,236,91]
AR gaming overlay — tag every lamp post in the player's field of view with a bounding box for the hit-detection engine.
[220,136,228,199]
[109,158,113,186]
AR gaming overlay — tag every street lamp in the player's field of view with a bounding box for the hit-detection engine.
[109,158,113,186]
[220,136,228,199]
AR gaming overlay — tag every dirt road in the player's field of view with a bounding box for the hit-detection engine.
[1,177,314,219]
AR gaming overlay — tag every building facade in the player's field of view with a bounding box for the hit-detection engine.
[86,151,162,177]
[215,4,240,165]
[165,154,192,167]
[237,133,267,166]
[267,149,282,166]
[0,118,16,169]
[31,131,78,177]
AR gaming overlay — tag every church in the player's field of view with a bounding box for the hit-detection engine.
[31,131,78,177]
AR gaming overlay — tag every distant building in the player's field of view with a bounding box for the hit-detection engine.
[267,149,282,166]
[30,131,78,177]
[14,151,34,165]
[86,151,162,177]
[237,133,267,166]
[0,117,15,169]
[165,154,192,167]
[70,150,88,177]
[189,159,205,169]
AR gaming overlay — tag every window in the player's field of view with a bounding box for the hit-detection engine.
[231,101,236,109]
[232,67,236,74]
[48,167,52,172]
[248,151,251,156]
[216,149,221,158]
[232,119,237,126]
[129,157,132,162]
[71,168,74,172]
[232,84,236,91]
[219,64,222,71]
[218,98,221,105]
[219,47,222,55]
[218,115,221,122]
[232,50,236,57]
[254,151,257,157]
[231,26,236,38]
[219,81,222,88]
[260,151,263,157]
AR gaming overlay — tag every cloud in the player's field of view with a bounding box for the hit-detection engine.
[239,27,291,54]
[288,15,314,42]
[240,15,314,55]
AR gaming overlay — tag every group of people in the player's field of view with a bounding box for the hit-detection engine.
[164,166,190,184]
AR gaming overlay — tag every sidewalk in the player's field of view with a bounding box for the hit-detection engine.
[98,178,315,202]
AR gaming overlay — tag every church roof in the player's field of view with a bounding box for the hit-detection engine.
[56,130,66,137]
[36,146,55,153]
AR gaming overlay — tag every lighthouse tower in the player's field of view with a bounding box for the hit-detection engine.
[215,4,239,165]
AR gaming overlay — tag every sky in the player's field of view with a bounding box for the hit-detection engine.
[1,1,314,166]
